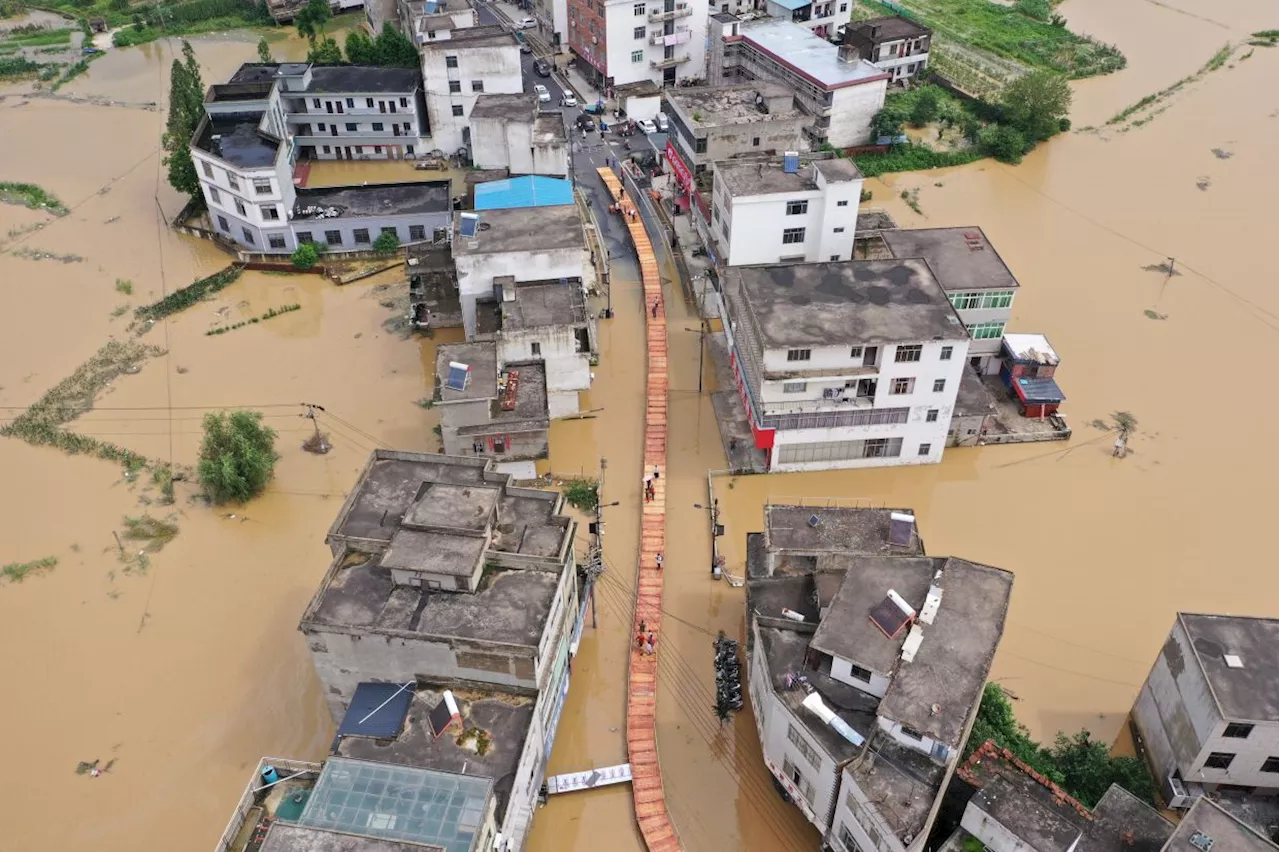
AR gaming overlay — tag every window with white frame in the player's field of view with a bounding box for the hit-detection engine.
[932,378,945,392]
[631,50,643,62]
[253,179,271,195]
[226,174,240,191]
[786,200,808,215]
[260,205,279,221]
[950,289,1014,310]
[776,437,902,464]
[967,321,1006,340]
[782,381,807,394]
[890,377,914,395]
[208,186,220,204]
[782,758,815,805]
[234,199,246,216]
[201,161,214,179]
[787,725,821,768]
[939,345,953,361]
[782,227,806,244]
[634,2,645,13]
[634,25,645,37]
[895,344,922,362]
[836,199,849,206]
[786,348,811,362]
[918,443,932,456]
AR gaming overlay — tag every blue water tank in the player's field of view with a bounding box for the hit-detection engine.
[782,151,800,173]
[261,766,280,785]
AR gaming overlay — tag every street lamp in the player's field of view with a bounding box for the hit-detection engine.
[694,500,724,577]
[681,325,706,394]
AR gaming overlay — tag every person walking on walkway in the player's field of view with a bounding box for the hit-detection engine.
[655,552,664,571]
[645,632,656,655]
[652,464,659,481]
[651,299,659,318]
[643,474,653,503]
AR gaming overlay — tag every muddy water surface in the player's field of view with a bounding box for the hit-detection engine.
[0,0,1276,848]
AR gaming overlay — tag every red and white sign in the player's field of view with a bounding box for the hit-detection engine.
[665,140,693,192]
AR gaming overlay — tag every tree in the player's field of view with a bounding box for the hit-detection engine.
[161,45,206,198]
[373,22,419,68]
[980,124,1029,163]
[295,0,331,43]
[871,105,907,139]
[110,0,129,11]
[1000,70,1072,142]
[306,36,343,64]
[1111,410,1137,441]
[373,230,400,253]
[909,88,940,127]
[292,243,320,269]
[1050,731,1156,808]
[197,411,278,504]
[257,36,273,63]
[344,29,377,65]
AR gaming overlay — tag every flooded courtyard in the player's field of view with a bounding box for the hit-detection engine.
[0,0,1276,847]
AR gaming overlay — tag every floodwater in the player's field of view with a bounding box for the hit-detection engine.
[0,0,1275,848]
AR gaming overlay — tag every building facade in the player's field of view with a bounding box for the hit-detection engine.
[566,0,709,90]
[842,16,932,85]
[763,0,843,39]
[400,0,478,44]
[421,26,524,152]
[435,342,553,459]
[469,94,569,176]
[662,83,811,178]
[722,260,970,471]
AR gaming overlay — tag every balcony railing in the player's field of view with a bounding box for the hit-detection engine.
[648,5,691,22]
[650,54,691,69]
[650,27,691,45]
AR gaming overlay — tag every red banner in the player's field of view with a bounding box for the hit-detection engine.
[665,140,692,192]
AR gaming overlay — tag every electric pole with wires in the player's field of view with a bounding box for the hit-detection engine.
[299,402,331,454]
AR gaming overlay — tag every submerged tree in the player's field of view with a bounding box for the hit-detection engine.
[372,22,419,68]
[344,29,377,64]
[197,411,279,504]
[294,0,331,44]
[161,41,206,198]
[1000,70,1072,142]
[307,36,343,64]
[257,36,273,63]
[1110,410,1137,457]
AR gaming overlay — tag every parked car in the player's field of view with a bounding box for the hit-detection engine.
[517,16,536,28]
[637,118,658,134]
[534,60,552,77]
[654,113,668,133]
[534,84,551,103]
[575,114,595,132]
[520,42,533,54]
[560,93,577,107]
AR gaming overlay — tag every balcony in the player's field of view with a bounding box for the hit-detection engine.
[650,54,691,70]
[649,26,691,45]
[648,5,691,22]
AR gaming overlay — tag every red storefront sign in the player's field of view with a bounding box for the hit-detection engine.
[665,140,692,192]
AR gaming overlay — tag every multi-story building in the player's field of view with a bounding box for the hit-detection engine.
[566,0,709,90]
[400,0,478,44]
[662,83,811,180]
[745,505,1013,850]
[762,0,843,39]
[880,226,1019,375]
[708,15,889,147]
[722,259,969,471]
[841,16,932,85]
[469,94,569,176]
[434,341,553,459]
[420,25,523,152]
[707,155,863,266]
[1130,612,1279,831]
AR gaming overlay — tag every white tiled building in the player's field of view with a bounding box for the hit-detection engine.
[841,16,932,85]
[420,25,524,152]
[566,0,709,90]
[723,259,969,471]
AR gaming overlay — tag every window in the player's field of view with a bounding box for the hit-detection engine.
[782,382,807,394]
[752,136,760,147]
[782,758,815,805]
[406,145,415,155]
[949,291,981,310]
[787,725,821,768]
[1262,757,1279,773]
[217,215,230,232]
[694,137,707,153]
[355,146,363,154]
[345,122,358,131]
[926,409,939,422]
[452,105,464,116]
[345,98,354,108]
[895,344,922,362]
[365,97,374,108]
[782,227,806,244]
[949,289,1015,311]
[380,226,397,237]
[322,145,331,154]
[776,436,902,464]
[409,224,426,241]
[404,122,412,132]
[631,50,644,62]
[786,348,811,362]
[372,122,384,131]
[268,234,287,249]
[940,345,953,361]
[899,725,923,740]
[260,205,279,220]
[786,200,809,215]
[836,199,848,207]
[312,98,321,108]
[1203,752,1234,771]
[982,290,1014,309]
[531,341,542,356]
[201,161,214,179]
[890,377,914,395]
[242,228,255,245]
[932,379,946,393]
[318,122,326,131]
[634,25,645,38]
[839,1,847,8]
[226,174,240,191]
[634,2,645,13]
[208,187,221,204]
[471,80,484,92]
[373,146,382,154]
[967,321,1006,340]
[833,226,845,233]
[838,826,860,852]
[296,231,313,244]
[862,437,900,458]
[848,662,872,681]
[860,346,878,367]
[353,228,371,244]
[323,230,341,246]
[445,55,458,68]
[830,254,840,261]
[253,179,271,195]
[400,97,408,108]
[234,199,246,216]
[1223,723,1254,739]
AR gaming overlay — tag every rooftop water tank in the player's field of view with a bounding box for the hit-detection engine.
[782,151,800,173]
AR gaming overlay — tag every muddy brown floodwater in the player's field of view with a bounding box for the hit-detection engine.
[0,0,1275,848]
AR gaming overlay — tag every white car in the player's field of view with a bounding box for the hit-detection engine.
[654,113,668,132]
[560,93,577,107]
[637,118,658,134]
[517,16,536,28]
[534,84,551,103]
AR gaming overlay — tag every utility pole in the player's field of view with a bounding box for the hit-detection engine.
[587,457,607,628]
[696,281,708,394]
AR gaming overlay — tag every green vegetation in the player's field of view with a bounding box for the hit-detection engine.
[292,243,320,270]
[2,555,58,584]
[562,478,599,512]
[205,303,301,335]
[344,22,418,68]
[105,0,270,47]
[257,35,272,61]
[115,278,134,295]
[1100,44,1234,131]
[306,36,341,63]
[1250,29,1278,46]
[0,54,41,79]
[121,514,179,552]
[294,0,331,43]
[134,264,243,322]
[11,246,85,262]
[1000,70,1072,143]
[854,144,983,177]
[968,683,1156,807]
[49,53,104,90]
[162,41,204,198]
[197,410,279,504]
[373,230,401,254]
[3,25,73,46]
[0,182,68,215]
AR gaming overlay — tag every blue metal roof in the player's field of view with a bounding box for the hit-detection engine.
[474,176,574,210]
[336,682,414,739]
[1014,376,1065,405]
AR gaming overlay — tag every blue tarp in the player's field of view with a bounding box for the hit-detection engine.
[474,176,574,211]
[337,682,414,739]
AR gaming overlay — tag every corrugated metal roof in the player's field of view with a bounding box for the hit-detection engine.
[1013,376,1065,404]
[474,176,574,210]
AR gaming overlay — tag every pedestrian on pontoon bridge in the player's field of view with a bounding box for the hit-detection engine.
[655,552,664,570]
[643,474,653,502]
[652,465,659,481]
[651,299,659,318]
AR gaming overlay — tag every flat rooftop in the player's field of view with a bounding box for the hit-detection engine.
[714,157,860,197]
[262,825,431,852]
[1003,333,1059,366]
[206,81,274,103]
[469,92,535,121]
[881,226,1020,293]
[452,205,584,255]
[847,734,946,842]
[293,180,451,220]
[436,342,499,403]
[1180,613,1279,722]
[533,113,566,145]
[727,259,966,348]
[307,65,420,93]
[502,282,588,331]
[421,23,514,49]
[954,364,996,418]
[739,18,888,89]
[195,114,280,168]
[1168,797,1277,852]
[667,84,798,126]
[337,686,535,825]
[846,15,931,42]
[483,361,549,428]
[763,505,925,557]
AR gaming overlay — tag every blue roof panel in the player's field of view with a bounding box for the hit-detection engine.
[1014,376,1065,405]
[337,682,414,739]
[771,0,813,10]
[474,176,574,210]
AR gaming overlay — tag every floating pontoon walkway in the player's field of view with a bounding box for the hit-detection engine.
[595,166,680,852]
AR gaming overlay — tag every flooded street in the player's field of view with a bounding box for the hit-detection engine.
[0,0,1276,847]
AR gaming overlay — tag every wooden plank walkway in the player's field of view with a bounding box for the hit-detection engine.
[596,167,682,852]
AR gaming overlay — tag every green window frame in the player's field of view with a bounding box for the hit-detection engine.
[967,321,1006,340]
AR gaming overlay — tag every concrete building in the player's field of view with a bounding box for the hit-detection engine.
[291,180,453,253]
[763,0,841,39]
[566,0,709,90]
[450,204,588,339]
[661,83,811,182]
[400,0,478,44]
[421,26,524,152]
[1130,613,1279,829]
[708,15,889,148]
[722,260,970,471]
[881,226,1019,375]
[1162,798,1279,852]
[744,505,1013,850]
[841,16,932,85]
[434,342,552,459]
[708,155,863,266]
[468,94,569,176]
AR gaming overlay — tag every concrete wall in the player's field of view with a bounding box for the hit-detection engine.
[291,210,451,254]
[830,655,890,698]
[422,43,523,151]
[947,412,988,447]
[959,800,1072,852]
[194,144,296,253]
[603,0,707,87]
[284,91,426,159]
[469,114,535,172]
[827,81,887,147]
[717,172,862,266]
[454,247,587,338]
[497,326,592,393]
[440,398,494,455]
[532,138,569,176]
[831,768,910,852]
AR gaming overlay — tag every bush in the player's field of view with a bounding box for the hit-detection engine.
[1058,116,1071,131]
[853,143,984,177]
[562,478,599,512]
[1015,0,1051,21]
[135,265,242,321]
[372,231,400,254]
[292,243,320,269]
[908,88,940,127]
[1000,69,1073,141]
[980,124,1029,163]
[197,410,278,504]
